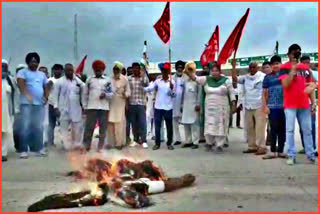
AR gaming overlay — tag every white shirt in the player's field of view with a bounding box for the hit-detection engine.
[82,76,113,111]
[238,71,265,110]
[144,78,175,111]
[48,77,59,106]
[172,75,185,117]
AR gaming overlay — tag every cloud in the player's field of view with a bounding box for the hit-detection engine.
[2,2,317,74]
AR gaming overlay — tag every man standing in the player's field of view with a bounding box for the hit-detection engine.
[262,61,272,146]
[180,61,201,149]
[17,52,49,159]
[53,63,85,151]
[47,64,63,147]
[144,62,175,150]
[128,62,149,148]
[2,59,19,161]
[232,61,267,155]
[279,44,317,165]
[298,55,318,157]
[107,62,131,150]
[82,60,113,152]
[172,61,185,146]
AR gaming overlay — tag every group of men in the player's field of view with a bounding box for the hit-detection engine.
[2,43,318,166]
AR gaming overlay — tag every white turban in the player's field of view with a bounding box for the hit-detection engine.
[17,64,27,70]
[2,59,8,65]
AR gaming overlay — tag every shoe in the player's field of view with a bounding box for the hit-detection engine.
[199,139,206,144]
[298,149,305,154]
[129,141,138,147]
[286,158,296,165]
[105,145,112,150]
[307,158,316,165]
[243,149,258,154]
[115,146,122,150]
[173,141,181,145]
[151,136,155,140]
[152,145,160,150]
[20,152,28,159]
[223,143,229,148]
[167,145,174,150]
[2,156,8,162]
[237,126,243,129]
[142,142,148,149]
[181,143,193,148]
[205,144,213,152]
[216,146,223,153]
[37,149,48,157]
[191,145,199,149]
[255,148,267,156]
[314,152,318,157]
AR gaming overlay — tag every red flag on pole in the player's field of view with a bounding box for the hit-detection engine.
[217,8,250,65]
[200,25,219,66]
[75,55,87,75]
[153,2,171,44]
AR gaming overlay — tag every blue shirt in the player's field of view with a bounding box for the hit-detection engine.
[263,72,283,109]
[17,69,48,105]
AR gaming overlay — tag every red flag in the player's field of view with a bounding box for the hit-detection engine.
[75,55,87,74]
[153,2,171,44]
[217,8,250,65]
[200,25,219,66]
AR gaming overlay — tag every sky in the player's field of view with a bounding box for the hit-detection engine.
[2,2,318,74]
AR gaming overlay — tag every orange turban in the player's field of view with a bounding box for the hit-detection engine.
[92,60,106,71]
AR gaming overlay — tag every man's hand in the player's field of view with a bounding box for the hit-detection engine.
[263,106,270,115]
[54,108,60,118]
[26,94,33,104]
[289,64,297,76]
[231,104,237,114]
[43,96,48,104]
[238,104,243,111]
[170,81,174,90]
[99,93,106,99]
[195,105,200,112]
[311,104,317,115]
[304,82,317,94]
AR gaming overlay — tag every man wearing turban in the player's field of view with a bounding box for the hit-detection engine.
[16,52,49,159]
[83,60,113,152]
[107,61,131,149]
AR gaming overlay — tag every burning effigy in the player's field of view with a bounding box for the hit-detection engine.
[28,157,195,212]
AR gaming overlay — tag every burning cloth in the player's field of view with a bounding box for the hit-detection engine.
[28,158,195,211]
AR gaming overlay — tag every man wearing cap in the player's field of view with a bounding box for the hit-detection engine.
[128,62,149,149]
[17,52,49,159]
[144,62,175,150]
[82,60,113,152]
[2,59,19,161]
[53,63,85,151]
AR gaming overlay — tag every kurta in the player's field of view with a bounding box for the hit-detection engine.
[2,79,13,133]
[53,76,85,122]
[108,75,131,123]
[172,75,185,117]
[181,78,201,124]
[107,74,130,147]
[196,76,235,136]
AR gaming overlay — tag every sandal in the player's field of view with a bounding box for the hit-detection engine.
[262,154,277,160]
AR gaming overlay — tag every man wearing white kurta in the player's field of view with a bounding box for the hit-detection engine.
[2,59,19,161]
[180,74,201,149]
[172,61,185,146]
[53,64,85,150]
